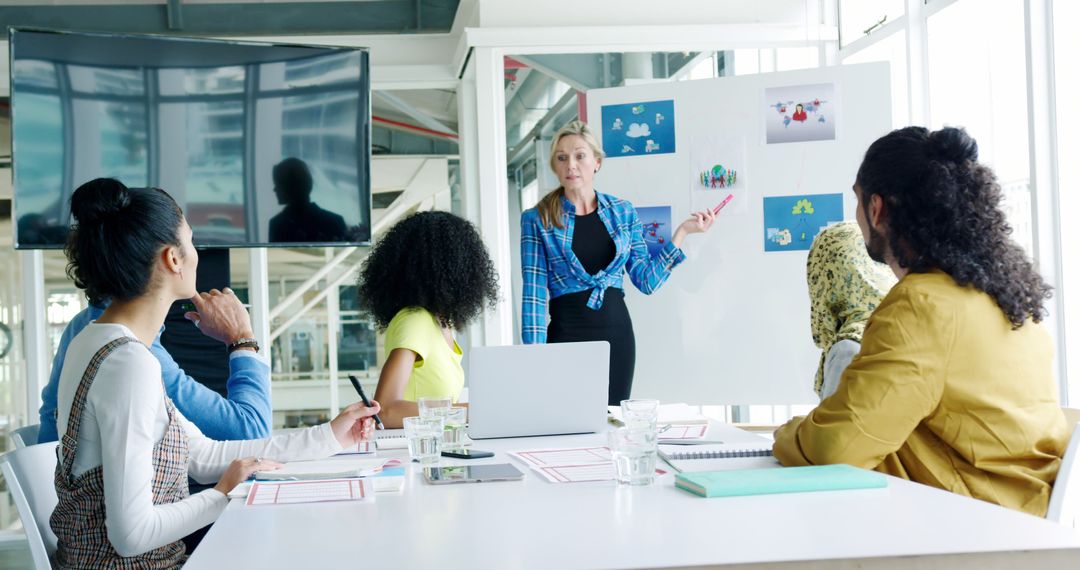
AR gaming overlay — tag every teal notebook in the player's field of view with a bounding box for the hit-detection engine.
[675,464,887,498]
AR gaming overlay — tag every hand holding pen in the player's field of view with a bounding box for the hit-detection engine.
[349,374,384,430]
[329,400,382,448]
[712,193,735,215]
[672,193,731,248]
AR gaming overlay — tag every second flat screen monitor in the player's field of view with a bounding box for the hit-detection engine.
[10,28,372,248]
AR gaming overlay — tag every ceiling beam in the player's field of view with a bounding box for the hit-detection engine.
[465,24,838,55]
[374,91,458,136]
[0,1,461,36]
[512,53,613,91]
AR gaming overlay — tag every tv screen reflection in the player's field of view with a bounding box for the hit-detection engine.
[11,29,372,248]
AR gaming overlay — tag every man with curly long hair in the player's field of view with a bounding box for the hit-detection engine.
[773,126,1069,516]
[355,211,499,428]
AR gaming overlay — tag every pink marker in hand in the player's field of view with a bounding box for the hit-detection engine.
[712,193,735,215]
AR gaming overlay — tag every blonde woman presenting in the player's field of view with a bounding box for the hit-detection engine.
[520,121,716,405]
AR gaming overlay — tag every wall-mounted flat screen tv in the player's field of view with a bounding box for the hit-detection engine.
[10,28,371,248]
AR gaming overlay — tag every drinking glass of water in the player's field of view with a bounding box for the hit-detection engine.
[418,396,453,419]
[620,399,660,431]
[404,416,444,464]
[442,407,468,451]
[607,427,658,485]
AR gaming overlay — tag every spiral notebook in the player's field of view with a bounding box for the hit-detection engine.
[374,429,409,450]
[659,443,777,473]
[660,443,773,461]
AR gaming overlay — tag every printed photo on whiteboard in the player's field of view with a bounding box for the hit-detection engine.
[763,83,836,144]
[635,206,673,257]
[601,99,676,158]
[689,135,749,214]
[763,194,844,252]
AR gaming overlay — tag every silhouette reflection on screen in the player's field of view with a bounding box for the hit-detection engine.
[268,157,347,243]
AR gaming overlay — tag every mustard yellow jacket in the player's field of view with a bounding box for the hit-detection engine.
[774,270,1068,516]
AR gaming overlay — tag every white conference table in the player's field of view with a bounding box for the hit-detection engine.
[185,423,1080,569]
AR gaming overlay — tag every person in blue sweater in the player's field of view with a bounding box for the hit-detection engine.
[38,287,271,443]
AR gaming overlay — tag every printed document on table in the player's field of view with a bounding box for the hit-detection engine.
[658,424,709,440]
[510,446,666,483]
[246,479,373,506]
[254,458,401,481]
[534,463,618,483]
[509,447,612,468]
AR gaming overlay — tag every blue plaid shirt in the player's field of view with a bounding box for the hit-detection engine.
[520,191,686,344]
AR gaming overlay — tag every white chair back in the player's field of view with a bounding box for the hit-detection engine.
[0,442,59,570]
[9,423,41,449]
[1047,416,1080,528]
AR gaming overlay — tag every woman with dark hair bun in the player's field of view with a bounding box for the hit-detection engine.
[356,210,499,428]
[65,178,185,307]
[53,178,381,568]
[773,127,1069,517]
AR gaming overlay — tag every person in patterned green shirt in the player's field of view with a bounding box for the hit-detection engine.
[806,220,896,399]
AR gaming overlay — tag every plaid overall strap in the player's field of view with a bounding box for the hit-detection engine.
[56,337,134,487]
[51,336,187,569]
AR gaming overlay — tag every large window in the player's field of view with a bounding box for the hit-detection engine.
[0,244,21,531]
[776,47,820,72]
[680,53,718,81]
[839,0,905,47]
[732,47,821,76]
[842,30,909,129]
[927,0,1033,255]
[839,0,1074,400]
[338,285,378,373]
[1054,0,1079,400]
[254,279,380,428]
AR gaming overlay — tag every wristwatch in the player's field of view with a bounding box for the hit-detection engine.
[227,337,260,354]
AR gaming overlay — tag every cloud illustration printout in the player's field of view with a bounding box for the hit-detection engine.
[600,99,676,158]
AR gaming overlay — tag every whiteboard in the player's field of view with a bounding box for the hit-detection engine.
[585,63,891,404]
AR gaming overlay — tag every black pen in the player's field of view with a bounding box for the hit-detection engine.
[348,374,384,429]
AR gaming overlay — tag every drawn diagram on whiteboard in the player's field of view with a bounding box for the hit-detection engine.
[764,83,836,144]
[763,194,844,252]
[689,135,749,215]
[635,206,673,257]
[698,164,737,189]
[601,99,676,158]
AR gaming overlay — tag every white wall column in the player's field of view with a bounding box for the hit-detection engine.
[19,250,47,425]
[247,248,272,399]
[473,46,514,346]
[325,248,341,414]
[457,58,486,350]
[457,63,482,232]
[819,0,839,66]
[906,0,930,126]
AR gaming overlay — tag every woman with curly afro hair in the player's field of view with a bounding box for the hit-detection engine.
[356,210,498,427]
[774,126,1069,517]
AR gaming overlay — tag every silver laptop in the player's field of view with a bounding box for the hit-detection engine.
[467,341,609,439]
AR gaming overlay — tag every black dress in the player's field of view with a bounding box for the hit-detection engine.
[547,210,636,406]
